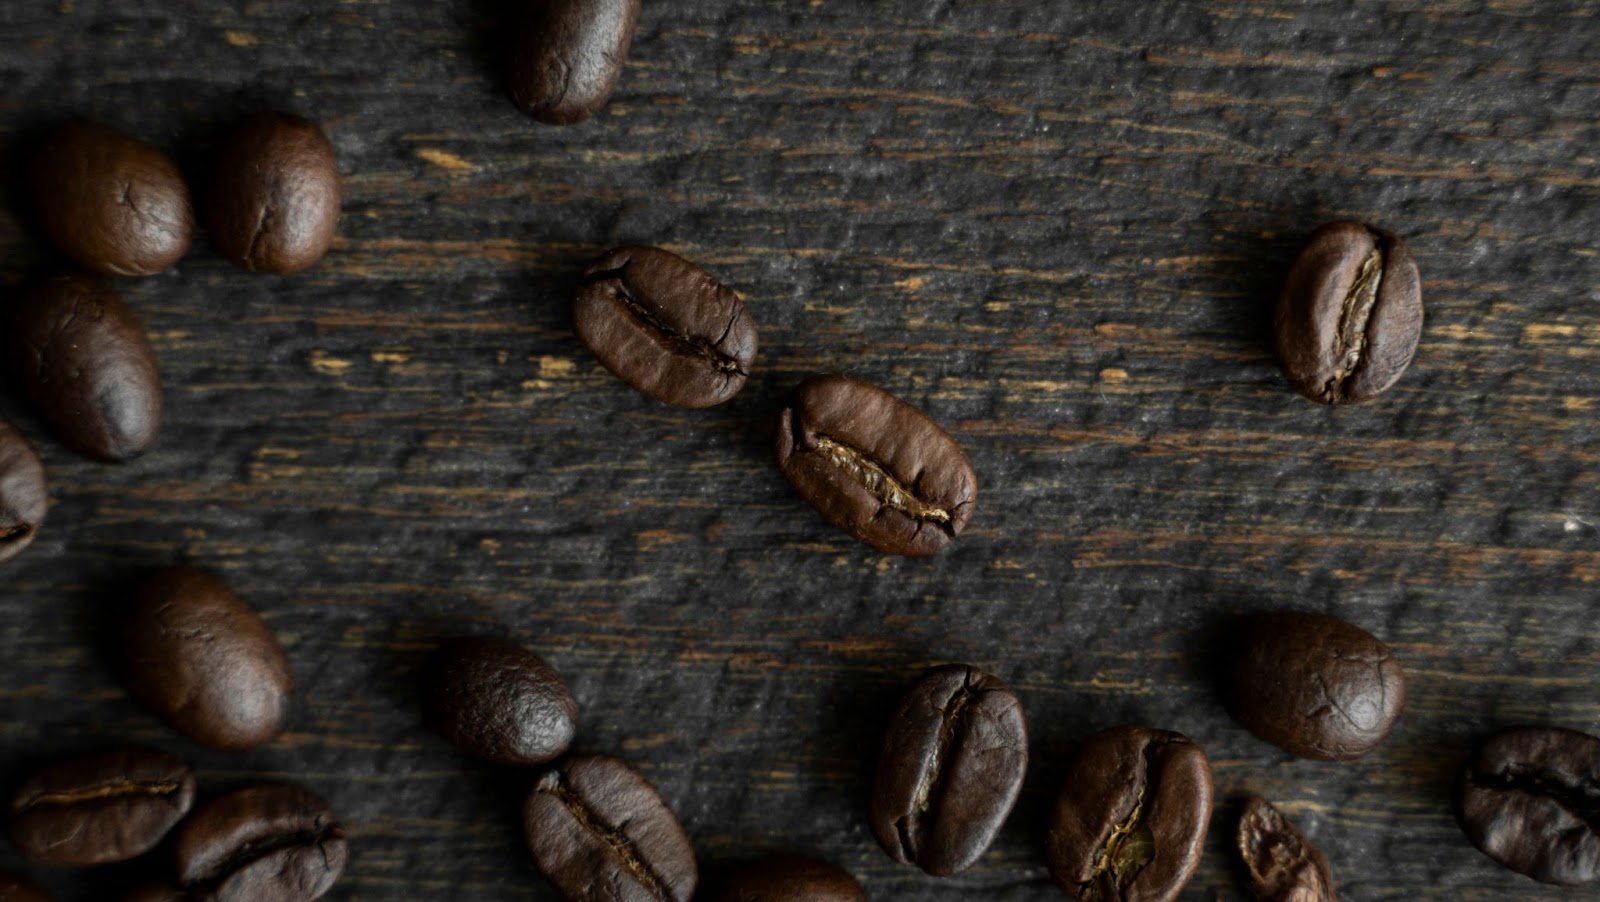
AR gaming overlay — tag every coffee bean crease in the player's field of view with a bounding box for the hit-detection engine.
[812,435,953,527]
[188,824,339,887]
[586,265,747,376]
[544,774,672,900]
[1322,237,1385,402]
[18,780,183,809]
[1473,765,1600,829]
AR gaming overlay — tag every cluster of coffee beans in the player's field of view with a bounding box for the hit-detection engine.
[0,112,341,550]
[416,635,868,900]
[0,109,348,899]
[0,568,347,900]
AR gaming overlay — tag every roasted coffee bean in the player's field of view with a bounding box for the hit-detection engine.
[173,784,346,901]
[1455,725,1600,886]
[573,246,756,408]
[9,746,195,866]
[1274,221,1423,405]
[123,567,293,751]
[0,870,51,902]
[510,0,640,123]
[1048,725,1213,902]
[1228,612,1404,760]
[420,636,578,766]
[523,754,697,902]
[869,664,1027,876]
[207,113,341,274]
[775,374,977,557]
[9,274,164,462]
[704,855,864,902]
[0,421,46,565]
[1237,796,1337,902]
[33,121,193,276]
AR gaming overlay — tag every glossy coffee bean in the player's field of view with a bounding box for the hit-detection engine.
[705,855,864,902]
[1228,612,1405,760]
[9,746,195,866]
[420,636,578,766]
[0,871,51,902]
[123,567,293,751]
[1274,221,1423,405]
[1048,725,1213,902]
[0,421,47,565]
[1455,725,1600,886]
[173,784,346,901]
[9,274,164,462]
[207,113,341,274]
[573,246,757,408]
[869,664,1027,876]
[1237,796,1337,902]
[511,0,640,124]
[523,754,697,902]
[776,374,977,556]
[33,121,193,276]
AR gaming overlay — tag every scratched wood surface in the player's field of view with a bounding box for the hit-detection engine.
[1,1,1598,899]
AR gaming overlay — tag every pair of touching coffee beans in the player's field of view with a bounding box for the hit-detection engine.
[572,245,978,557]
[34,115,339,278]
[7,750,344,901]
[419,637,869,901]
[1,568,347,901]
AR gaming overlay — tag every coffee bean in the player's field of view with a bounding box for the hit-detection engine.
[1274,221,1423,405]
[33,121,193,277]
[1048,725,1213,902]
[9,274,164,462]
[420,636,578,766]
[1237,795,1337,901]
[523,754,697,902]
[0,870,51,902]
[868,664,1027,876]
[0,420,46,565]
[123,567,293,751]
[573,246,756,408]
[1455,725,1600,886]
[173,784,346,902]
[704,855,864,902]
[1227,612,1404,760]
[207,113,341,274]
[510,0,640,124]
[775,374,977,556]
[8,746,195,866]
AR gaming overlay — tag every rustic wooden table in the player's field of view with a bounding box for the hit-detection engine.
[1,1,1597,899]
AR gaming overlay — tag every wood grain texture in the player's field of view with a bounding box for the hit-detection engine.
[1,1,1598,899]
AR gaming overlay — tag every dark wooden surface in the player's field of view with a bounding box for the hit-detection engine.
[1,1,1598,899]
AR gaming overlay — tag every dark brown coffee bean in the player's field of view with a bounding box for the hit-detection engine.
[573,246,756,408]
[1047,725,1213,902]
[173,784,346,902]
[8,746,195,866]
[123,567,293,751]
[419,636,578,766]
[1455,725,1600,886]
[510,0,640,124]
[0,421,46,565]
[1228,612,1404,761]
[776,374,977,556]
[869,664,1027,876]
[207,113,341,274]
[0,871,51,902]
[1237,795,1337,902]
[704,855,864,902]
[33,121,193,277]
[1274,221,1422,405]
[523,754,697,902]
[9,274,164,462]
